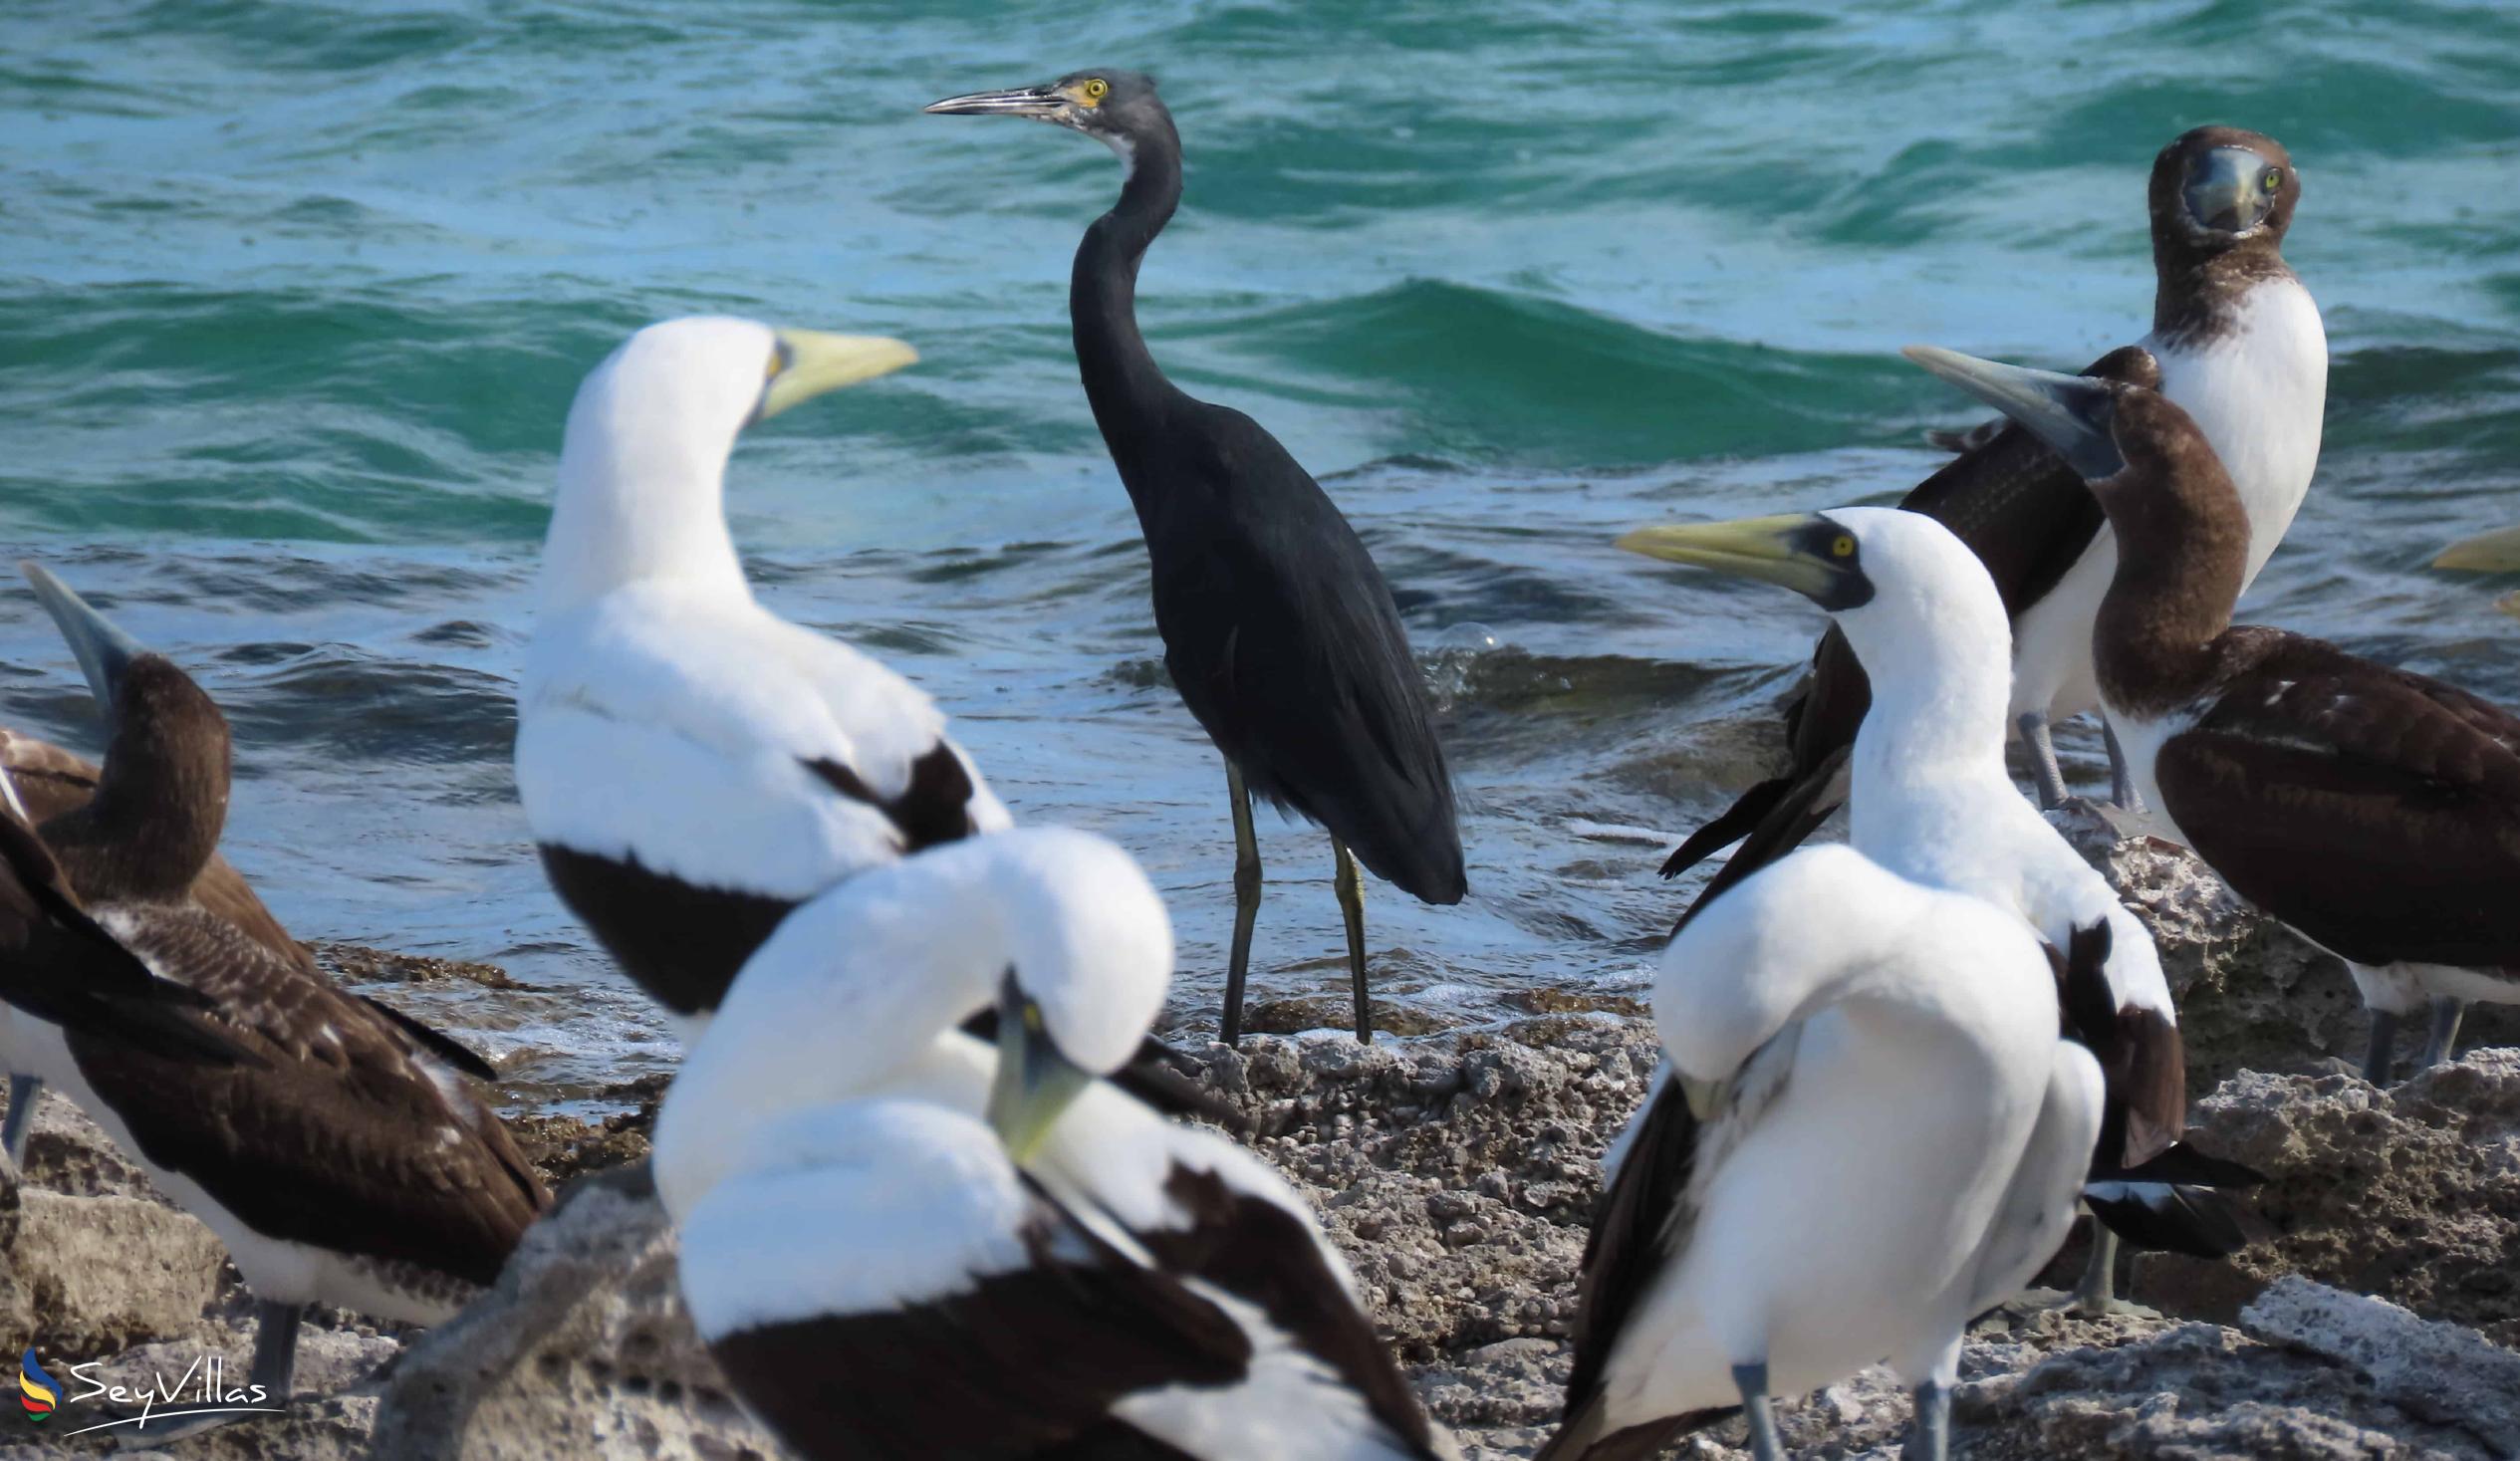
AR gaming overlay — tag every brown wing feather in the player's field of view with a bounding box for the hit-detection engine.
[68,906,549,1281]
[2156,630,2520,972]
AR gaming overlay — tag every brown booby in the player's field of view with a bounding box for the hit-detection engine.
[657,827,1448,1459]
[1619,508,2258,1311]
[1543,845,2100,1461]
[2,564,551,1427]
[1663,126,2326,931]
[0,725,306,1166]
[1908,346,2520,1082]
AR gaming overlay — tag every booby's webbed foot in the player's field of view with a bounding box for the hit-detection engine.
[1732,1361,1784,1461]
[2361,1009,2400,1087]
[1333,839,1372,1044]
[2018,712,2070,811]
[2419,997,2466,1071]
[2102,719,2145,812]
[1906,1380,1951,1461]
[1220,764,1262,1047]
[1,1074,42,1170]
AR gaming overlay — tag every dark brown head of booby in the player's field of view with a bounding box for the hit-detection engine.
[2149,126,2301,339]
[20,565,231,900]
[1898,347,2254,709]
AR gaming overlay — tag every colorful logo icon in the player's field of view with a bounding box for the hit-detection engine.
[18,1348,56,1422]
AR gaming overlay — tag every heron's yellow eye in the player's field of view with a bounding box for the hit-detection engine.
[2262,167,2282,192]
[1831,535,1856,559]
[1082,78,1110,102]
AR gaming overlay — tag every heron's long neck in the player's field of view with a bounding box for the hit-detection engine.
[1071,120,1190,500]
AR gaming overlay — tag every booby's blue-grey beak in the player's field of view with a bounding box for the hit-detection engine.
[20,562,146,713]
[2434,526,2520,575]
[757,330,917,423]
[1617,513,1877,613]
[1900,347,2128,483]
[983,971,1095,1164]
[2183,145,2282,235]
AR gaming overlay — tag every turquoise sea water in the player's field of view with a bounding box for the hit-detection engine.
[4,1,2517,1101]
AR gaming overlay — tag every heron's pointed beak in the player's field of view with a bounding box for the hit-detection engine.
[925,85,1068,118]
[21,563,146,713]
[1617,514,1850,605]
[2434,526,2520,574]
[1901,346,2127,482]
[984,973,1094,1166]
[758,331,917,422]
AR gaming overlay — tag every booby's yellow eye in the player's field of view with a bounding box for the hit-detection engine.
[2263,167,2282,192]
[1082,78,1109,102]
[1831,535,1856,559]
[1023,1001,1045,1032]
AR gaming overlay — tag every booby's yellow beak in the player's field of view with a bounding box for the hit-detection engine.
[2434,526,2520,574]
[1618,513,1868,609]
[758,330,918,421]
[984,975,1094,1166]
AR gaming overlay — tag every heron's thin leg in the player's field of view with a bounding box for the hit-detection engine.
[1334,840,1371,1044]
[2419,996,2466,1071]
[1,1074,41,1170]
[2361,1008,2399,1086]
[1907,1379,1951,1461]
[1732,1361,1783,1461]
[2073,1225,2122,1314]
[2102,718,2144,812]
[2019,711,2070,810]
[1220,764,1263,1047]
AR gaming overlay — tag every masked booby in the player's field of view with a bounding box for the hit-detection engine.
[657,826,1447,1459]
[1910,346,2520,1083]
[1,565,550,1427]
[517,317,1007,1029]
[1543,845,2101,1461]
[0,724,308,1167]
[928,72,1467,1046]
[1620,508,2260,1311]
[1663,126,2326,928]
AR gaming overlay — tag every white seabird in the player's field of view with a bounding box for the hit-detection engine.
[1543,845,2102,1461]
[1621,507,2262,1310]
[655,826,1448,1460]
[516,316,1007,1029]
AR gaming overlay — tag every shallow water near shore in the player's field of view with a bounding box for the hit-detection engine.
[4,1,2518,1109]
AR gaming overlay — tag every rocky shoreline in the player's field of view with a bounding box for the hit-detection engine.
[2,819,2515,1459]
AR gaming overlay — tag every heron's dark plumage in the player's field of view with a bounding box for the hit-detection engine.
[1062,76,1464,908]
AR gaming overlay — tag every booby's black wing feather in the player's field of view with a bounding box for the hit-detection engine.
[2155,629,2520,972]
[1659,349,2151,911]
[712,1185,1248,1461]
[2056,918,2185,1168]
[1557,1073,1700,1444]
[1146,403,1464,906]
[1666,744,1849,938]
[1135,1164,1445,1458]
[2084,1173,2252,1258]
